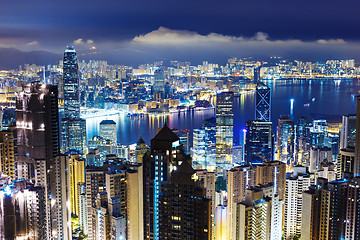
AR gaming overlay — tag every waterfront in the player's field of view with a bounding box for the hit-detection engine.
[85,78,360,146]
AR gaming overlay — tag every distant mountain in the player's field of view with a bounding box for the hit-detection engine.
[0,48,61,70]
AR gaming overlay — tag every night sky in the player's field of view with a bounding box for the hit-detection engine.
[1,0,360,65]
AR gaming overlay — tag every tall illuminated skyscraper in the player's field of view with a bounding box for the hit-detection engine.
[255,82,271,122]
[216,91,234,170]
[277,116,295,168]
[63,46,80,119]
[61,46,86,154]
[16,83,60,185]
[15,83,71,239]
[245,120,273,165]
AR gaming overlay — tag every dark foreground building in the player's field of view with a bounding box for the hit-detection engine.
[142,123,211,239]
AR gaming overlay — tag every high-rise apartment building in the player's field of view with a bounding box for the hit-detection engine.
[245,120,273,165]
[216,92,234,170]
[0,130,15,179]
[284,169,316,239]
[69,154,85,216]
[16,83,60,185]
[255,82,271,122]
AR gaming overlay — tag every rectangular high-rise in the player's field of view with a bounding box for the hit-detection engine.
[63,46,80,119]
[245,120,273,165]
[0,130,15,179]
[16,83,60,185]
[216,91,234,170]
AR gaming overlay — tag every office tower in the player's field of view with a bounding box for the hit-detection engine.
[61,47,87,155]
[227,165,256,239]
[69,154,85,216]
[86,148,101,166]
[216,91,234,169]
[61,118,86,154]
[135,137,149,163]
[277,116,295,168]
[309,119,329,148]
[245,120,273,165]
[192,128,206,168]
[337,147,355,179]
[295,117,310,165]
[255,82,271,122]
[143,123,210,239]
[153,69,165,95]
[203,117,216,170]
[340,114,356,149]
[256,161,286,199]
[16,83,60,185]
[63,46,80,119]
[309,146,332,173]
[284,169,316,240]
[100,120,117,143]
[0,130,15,179]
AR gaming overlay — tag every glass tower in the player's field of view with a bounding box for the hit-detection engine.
[216,91,234,170]
[255,82,271,122]
[63,46,80,119]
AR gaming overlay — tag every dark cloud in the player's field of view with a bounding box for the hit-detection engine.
[0,0,359,65]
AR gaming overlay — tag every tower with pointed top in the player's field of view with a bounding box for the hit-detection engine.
[61,46,86,155]
[142,124,211,239]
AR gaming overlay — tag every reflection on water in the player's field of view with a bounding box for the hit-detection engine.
[85,79,360,146]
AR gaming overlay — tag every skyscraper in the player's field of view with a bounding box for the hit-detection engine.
[61,46,87,155]
[216,91,234,170]
[16,83,60,185]
[15,83,71,239]
[61,118,86,154]
[255,82,271,122]
[245,120,273,165]
[63,46,80,119]
[142,124,211,239]
[100,120,117,143]
[284,169,316,239]
[277,116,295,168]
[340,114,356,149]
[0,130,15,179]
